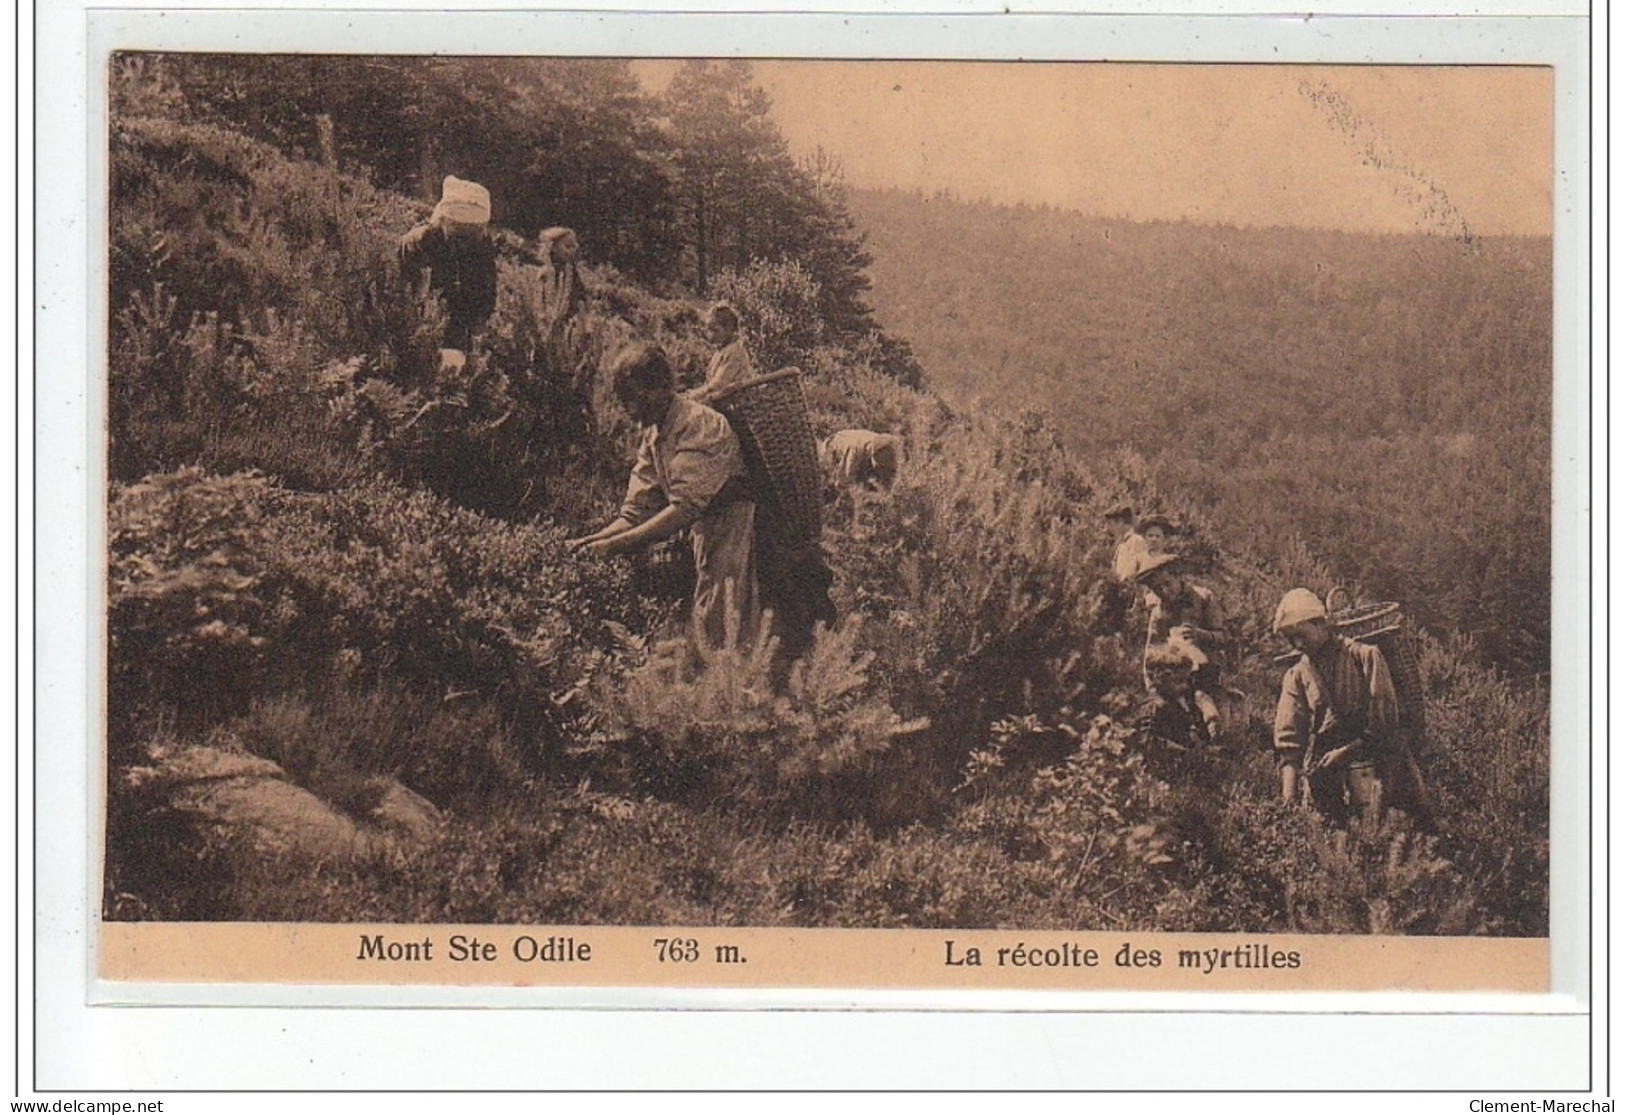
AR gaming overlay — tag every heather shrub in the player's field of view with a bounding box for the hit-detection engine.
[109,118,418,483]
[1415,632,1549,935]
[1289,822,1488,936]
[800,343,950,447]
[108,468,651,748]
[584,618,928,820]
[110,282,370,486]
[824,411,1120,781]
[260,482,650,743]
[1165,778,1487,935]
[768,820,1061,929]
[107,468,286,739]
[207,795,799,926]
[949,714,1189,927]
[110,117,418,357]
[846,328,925,389]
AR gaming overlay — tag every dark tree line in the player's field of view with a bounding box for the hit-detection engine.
[112,53,884,348]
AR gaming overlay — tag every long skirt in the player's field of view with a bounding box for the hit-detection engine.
[690,499,761,652]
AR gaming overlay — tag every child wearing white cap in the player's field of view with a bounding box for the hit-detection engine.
[1272,588,1401,826]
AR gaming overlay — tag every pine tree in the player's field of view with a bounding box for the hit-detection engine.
[662,60,785,292]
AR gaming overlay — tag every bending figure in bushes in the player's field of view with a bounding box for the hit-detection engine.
[1135,552,1229,743]
[569,342,761,652]
[821,428,903,493]
[398,175,498,376]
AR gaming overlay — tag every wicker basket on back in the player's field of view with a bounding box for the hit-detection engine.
[1322,588,1426,739]
[709,368,823,546]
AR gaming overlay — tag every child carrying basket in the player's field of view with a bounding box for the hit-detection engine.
[1322,590,1426,739]
[1271,587,1435,829]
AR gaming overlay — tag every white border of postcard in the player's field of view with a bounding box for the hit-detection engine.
[28,0,1601,1096]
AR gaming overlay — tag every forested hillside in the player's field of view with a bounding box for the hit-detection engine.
[849,189,1551,676]
[104,56,1547,938]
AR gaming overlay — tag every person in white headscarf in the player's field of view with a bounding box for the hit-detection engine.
[399,176,498,372]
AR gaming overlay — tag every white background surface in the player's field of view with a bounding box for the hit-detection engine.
[20,0,1605,1104]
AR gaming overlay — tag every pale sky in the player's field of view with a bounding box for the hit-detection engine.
[638,61,1552,237]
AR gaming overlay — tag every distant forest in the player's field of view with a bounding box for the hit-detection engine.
[849,188,1552,676]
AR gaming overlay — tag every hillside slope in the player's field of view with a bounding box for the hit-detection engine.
[104,116,1548,937]
[849,188,1552,675]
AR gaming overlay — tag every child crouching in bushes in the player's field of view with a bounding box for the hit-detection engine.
[1135,552,1228,744]
[1138,643,1215,750]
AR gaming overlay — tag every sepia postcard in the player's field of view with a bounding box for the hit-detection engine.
[35,3,1595,1092]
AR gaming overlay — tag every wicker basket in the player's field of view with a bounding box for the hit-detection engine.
[710,368,823,545]
[1326,588,1426,736]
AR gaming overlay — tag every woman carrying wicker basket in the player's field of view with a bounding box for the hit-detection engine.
[569,342,760,652]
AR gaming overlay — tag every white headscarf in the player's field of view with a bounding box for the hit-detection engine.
[432,176,491,226]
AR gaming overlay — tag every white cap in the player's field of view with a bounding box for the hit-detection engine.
[1273,588,1327,633]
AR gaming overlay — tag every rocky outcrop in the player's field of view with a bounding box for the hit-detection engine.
[123,745,441,863]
